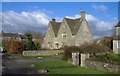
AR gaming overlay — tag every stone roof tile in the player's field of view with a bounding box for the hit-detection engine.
[50,21,61,37]
[64,18,82,35]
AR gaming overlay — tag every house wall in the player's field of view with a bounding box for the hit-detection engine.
[43,23,55,49]
[113,40,120,54]
[44,14,93,49]
[2,37,21,42]
[75,19,93,46]
[56,19,75,48]
[116,27,120,35]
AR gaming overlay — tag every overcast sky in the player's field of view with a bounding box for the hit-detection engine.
[2,2,118,38]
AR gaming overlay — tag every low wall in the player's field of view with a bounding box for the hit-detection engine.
[22,50,64,56]
[85,60,120,73]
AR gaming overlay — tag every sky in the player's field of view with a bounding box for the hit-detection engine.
[1,2,119,38]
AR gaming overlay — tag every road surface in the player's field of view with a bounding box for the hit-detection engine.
[1,53,62,75]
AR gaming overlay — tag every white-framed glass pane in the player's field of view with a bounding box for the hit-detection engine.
[117,41,120,48]
[62,34,66,38]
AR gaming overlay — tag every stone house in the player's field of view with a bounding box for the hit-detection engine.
[1,31,25,42]
[44,11,93,49]
[113,21,120,54]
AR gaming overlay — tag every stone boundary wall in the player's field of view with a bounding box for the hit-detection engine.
[81,54,89,67]
[85,60,120,73]
[22,50,64,56]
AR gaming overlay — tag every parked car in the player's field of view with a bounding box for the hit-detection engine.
[0,47,4,53]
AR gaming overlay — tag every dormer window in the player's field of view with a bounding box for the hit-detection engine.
[62,32,66,38]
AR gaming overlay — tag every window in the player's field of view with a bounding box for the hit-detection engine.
[48,42,52,48]
[62,42,64,46]
[63,34,66,38]
[117,41,120,48]
[62,34,67,38]
[55,42,59,48]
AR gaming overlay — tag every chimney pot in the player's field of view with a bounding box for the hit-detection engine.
[52,18,56,22]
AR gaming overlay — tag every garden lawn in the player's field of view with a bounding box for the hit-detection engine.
[23,55,50,59]
[30,60,115,74]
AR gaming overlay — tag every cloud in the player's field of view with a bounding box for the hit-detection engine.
[65,14,117,38]
[2,11,50,33]
[65,14,80,19]
[2,10,118,38]
[92,5,107,12]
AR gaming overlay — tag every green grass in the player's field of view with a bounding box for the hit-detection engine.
[23,55,50,59]
[31,60,115,74]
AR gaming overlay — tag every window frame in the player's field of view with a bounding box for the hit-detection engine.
[62,34,67,38]
[117,41,120,48]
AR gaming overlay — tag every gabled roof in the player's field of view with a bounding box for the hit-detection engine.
[113,35,120,40]
[50,21,61,37]
[64,18,82,35]
[2,33,19,38]
[116,21,120,27]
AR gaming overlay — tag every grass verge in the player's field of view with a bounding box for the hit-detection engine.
[30,60,115,74]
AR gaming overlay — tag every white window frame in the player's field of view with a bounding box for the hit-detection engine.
[117,41,120,48]
[62,34,67,38]
[48,42,52,48]
[55,42,59,48]
[62,42,64,46]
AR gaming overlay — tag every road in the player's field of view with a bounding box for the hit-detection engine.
[1,53,62,75]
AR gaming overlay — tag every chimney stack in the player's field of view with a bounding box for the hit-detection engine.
[81,11,86,19]
[52,18,56,22]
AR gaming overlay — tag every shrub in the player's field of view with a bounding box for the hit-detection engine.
[63,46,81,60]
[80,44,112,56]
[35,42,41,50]
[104,53,120,64]
[93,53,120,65]
[25,33,37,50]
[4,41,25,53]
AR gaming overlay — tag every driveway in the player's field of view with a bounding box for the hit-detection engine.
[2,53,62,75]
